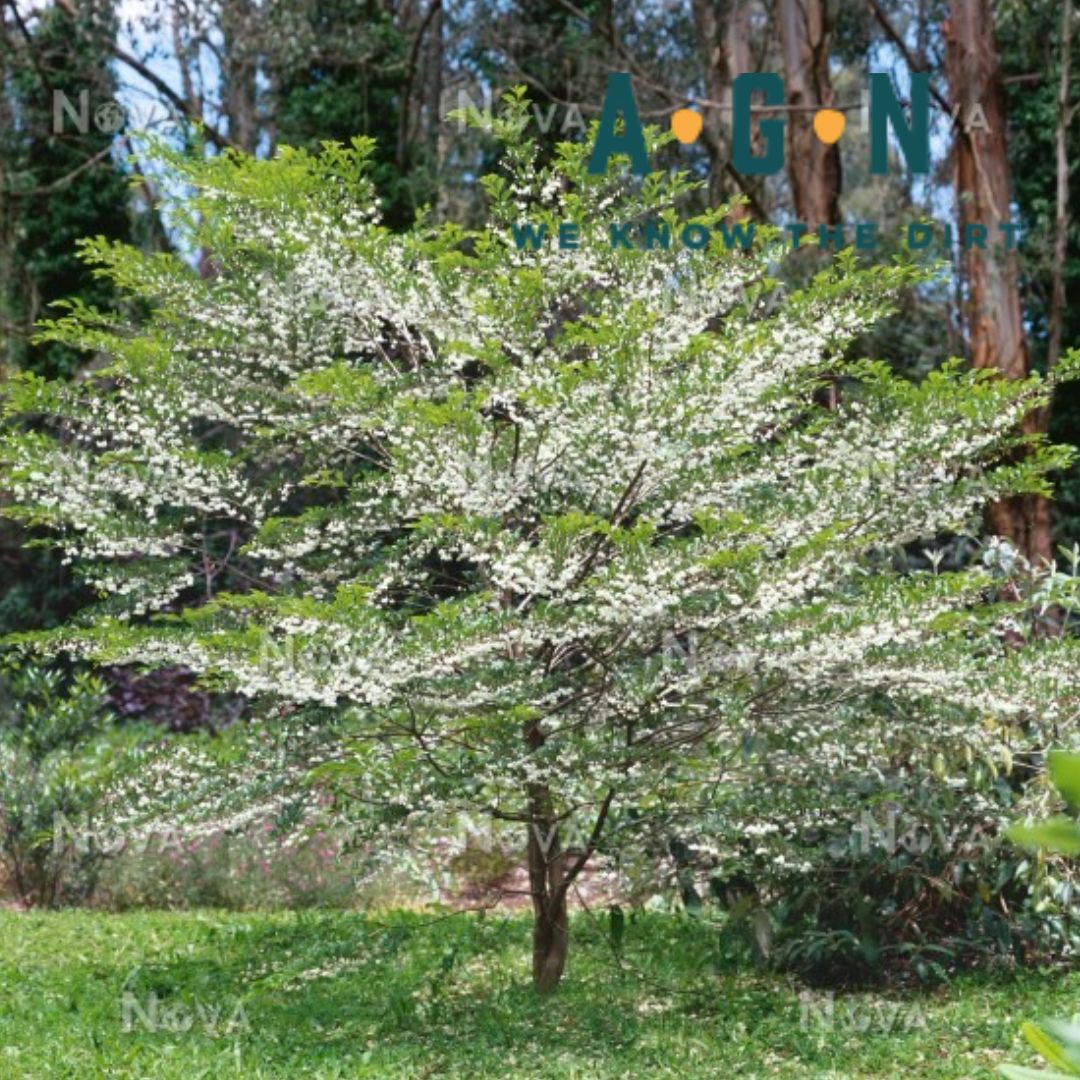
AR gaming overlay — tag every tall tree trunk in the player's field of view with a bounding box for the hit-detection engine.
[1047,0,1073,375]
[946,0,1050,564]
[693,0,763,215]
[777,0,840,225]
[0,22,12,367]
[693,0,733,209]
[221,0,259,153]
[423,1,444,215]
[396,0,442,175]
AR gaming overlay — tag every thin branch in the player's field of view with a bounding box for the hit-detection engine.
[396,0,443,169]
[557,788,615,896]
[867,0,952,114]
[5,143,114,197]
[53,0,235,151]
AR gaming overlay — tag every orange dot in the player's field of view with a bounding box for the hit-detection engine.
[813,109,846,144]
[671,108,703,145]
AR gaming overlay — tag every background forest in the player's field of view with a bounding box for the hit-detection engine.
[2,3,1080,1078]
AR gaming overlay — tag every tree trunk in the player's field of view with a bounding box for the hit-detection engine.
[692,0,763,215]
[1047,0,1072,375]
[422,1,444,216]
[221,0,259,153]
[0,20,12,367]
[396,0,442,176]
[777,0,840,225]
[526,793,569,995]
[692,0,732,209]
[946,0,1050,564]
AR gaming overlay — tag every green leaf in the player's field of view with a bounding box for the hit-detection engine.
[1049,752,1080,811]
[1041,1022,1080,1072]
[999,1068,1080,1080]
[609,904,625,953]
[1008,818,1080,855]
[1022,1021,1080,1075]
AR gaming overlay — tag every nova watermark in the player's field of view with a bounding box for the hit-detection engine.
[799,989,929,1034]
[121,990,251,1037]
[52,811,185,857]
[51,89,177,136]
[843,804,997,859]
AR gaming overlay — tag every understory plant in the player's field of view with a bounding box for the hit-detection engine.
[3,91,1080,991]
[638,572,1080,985]
[0,656,134,905]
[1001,752,1080,1079]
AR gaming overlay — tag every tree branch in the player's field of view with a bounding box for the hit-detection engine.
[867,0,952,114]
[5,143,114,197]
[557,788,615,896]
[53,0,236,150]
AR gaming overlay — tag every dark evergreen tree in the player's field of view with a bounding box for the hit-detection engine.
[1,0,131,380]
[0,0,131,633]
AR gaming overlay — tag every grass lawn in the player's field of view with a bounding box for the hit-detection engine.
[0,907,1075,1078]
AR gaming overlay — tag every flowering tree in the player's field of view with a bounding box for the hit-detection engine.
[3,94,1079,991]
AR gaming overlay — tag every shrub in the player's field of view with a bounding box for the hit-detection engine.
[4,94,1080,991]
[0,657,137,905]
[1001,751,1080,1078]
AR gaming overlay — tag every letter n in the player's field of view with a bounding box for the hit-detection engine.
[121,991,159,1033]
[870,73,929,175]
[53,810,92,856]
[53,89,89,135]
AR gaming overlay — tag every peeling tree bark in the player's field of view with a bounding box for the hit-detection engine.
[946,0,1051,564]
[777,0,840,225]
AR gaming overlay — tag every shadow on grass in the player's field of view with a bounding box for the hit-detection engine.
[0,907,1065,1078]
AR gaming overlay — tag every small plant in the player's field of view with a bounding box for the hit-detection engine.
[0,655,132,905]
[1001,1020,1080,1079]
[1001,751,1080,1079]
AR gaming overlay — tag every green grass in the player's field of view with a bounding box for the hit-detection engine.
[0,907,1075,1078]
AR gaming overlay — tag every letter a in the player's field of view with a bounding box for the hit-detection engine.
[588,73,650,176]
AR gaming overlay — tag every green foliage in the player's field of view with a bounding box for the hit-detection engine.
[998,0,1080,545]
[266,0,421,227]
[622,633,1080,985]
[1009,753,1080,856]
[1001,1021,1080,1079]
[5,93,1080,993]
[1001,752,1080,1078]
[0,656,137,905]
[89,821,374,912]
[0,0,137,638]
[0,0,134,379]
